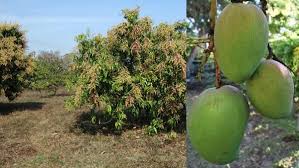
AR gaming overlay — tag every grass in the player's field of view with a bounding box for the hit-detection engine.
[0,89,186,168]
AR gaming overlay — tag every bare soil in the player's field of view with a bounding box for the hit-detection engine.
[0,89,186,168]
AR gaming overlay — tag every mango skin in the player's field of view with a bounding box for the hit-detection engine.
[214,3,269,83]
[188,85,249,165]
[246,59,294,119]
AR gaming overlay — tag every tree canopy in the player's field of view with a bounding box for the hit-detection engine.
[66,8,187,134]
[0,23,33,100]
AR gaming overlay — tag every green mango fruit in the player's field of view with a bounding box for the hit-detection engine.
[214,3,268,83]
[246,59,294,119]
[188,85,249,164]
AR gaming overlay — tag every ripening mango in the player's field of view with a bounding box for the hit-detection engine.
[246,59,294,119]
[214,3,269,83]
[188,85,249,164]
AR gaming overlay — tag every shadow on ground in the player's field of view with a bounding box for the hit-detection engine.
[55,92,72,97]
[40,92,72,98]
[0,102,44,115]
[73,109,186,136]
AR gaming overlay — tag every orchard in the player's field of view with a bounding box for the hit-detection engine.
[29,51,70,96]
[0,7,189,167]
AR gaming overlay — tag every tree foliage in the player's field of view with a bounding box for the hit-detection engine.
[0,23,33,100]
[268,0,299,96]
[268,0,299,38]
[29,51,69,95]
[66,8,187,134]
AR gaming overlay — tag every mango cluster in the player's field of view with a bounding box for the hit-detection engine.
[188,3,294,165]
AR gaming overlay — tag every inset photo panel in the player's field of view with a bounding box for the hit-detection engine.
[186,0,299,167]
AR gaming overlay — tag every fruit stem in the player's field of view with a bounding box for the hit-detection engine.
[260,0,268,17]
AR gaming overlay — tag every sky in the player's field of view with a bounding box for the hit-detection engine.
[0,0,186,55]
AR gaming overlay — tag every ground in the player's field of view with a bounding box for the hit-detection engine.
[0,89,186,168]
[187,84,299,168]
[1,87,299,168]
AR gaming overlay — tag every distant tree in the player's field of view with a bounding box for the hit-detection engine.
[187,0,259,36]
[0,23,33,101]
[30,51,68,95]
[187,0,231,36]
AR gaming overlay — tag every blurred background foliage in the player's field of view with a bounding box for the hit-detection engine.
[28,51,72,96]
[187,0,299,96]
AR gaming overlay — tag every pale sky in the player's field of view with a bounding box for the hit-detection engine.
[0,0,186,54]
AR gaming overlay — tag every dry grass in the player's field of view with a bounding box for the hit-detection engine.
[0,89,186,168]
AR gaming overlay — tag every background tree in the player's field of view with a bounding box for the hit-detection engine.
[30,51,70,96]
[187,0,230,36]
[0,23,33,101]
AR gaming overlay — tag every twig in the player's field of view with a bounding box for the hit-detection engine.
[266,44,273,59]
[260,0,268,16]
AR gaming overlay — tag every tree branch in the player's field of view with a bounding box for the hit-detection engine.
[260,0,268,16]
